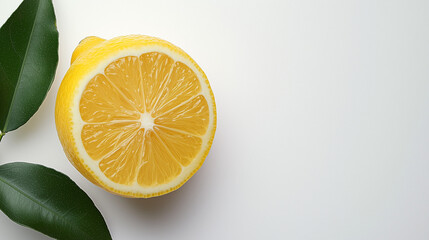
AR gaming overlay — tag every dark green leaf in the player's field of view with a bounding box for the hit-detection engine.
[0,162,112,240]
[0,0,59,137]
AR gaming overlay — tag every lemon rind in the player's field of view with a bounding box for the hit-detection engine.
[56,35,216,198]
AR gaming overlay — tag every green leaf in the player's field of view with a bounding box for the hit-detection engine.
[0,162,112,240]
[0,0,59,137]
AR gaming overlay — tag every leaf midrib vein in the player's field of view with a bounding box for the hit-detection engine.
[0,175,62,219]
[3,0,41,132]
[0,175,93,238]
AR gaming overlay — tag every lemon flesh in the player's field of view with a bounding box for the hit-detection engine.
[55,35,216,198]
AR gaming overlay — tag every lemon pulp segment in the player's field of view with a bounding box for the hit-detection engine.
[56,35,216,198]
[80,53,209,187]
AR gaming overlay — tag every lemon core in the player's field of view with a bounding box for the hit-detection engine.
[140,112,154,130]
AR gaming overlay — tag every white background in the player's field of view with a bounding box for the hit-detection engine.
[1,0,429,239]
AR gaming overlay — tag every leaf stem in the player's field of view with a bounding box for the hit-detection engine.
[0,132,4,142]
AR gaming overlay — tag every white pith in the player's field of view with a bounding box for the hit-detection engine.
[70,45,215,195]
[140,112,154,130]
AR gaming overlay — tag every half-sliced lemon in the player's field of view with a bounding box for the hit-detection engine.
[55,35,216,198]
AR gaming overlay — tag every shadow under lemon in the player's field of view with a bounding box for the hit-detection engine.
[119,152,218,230]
